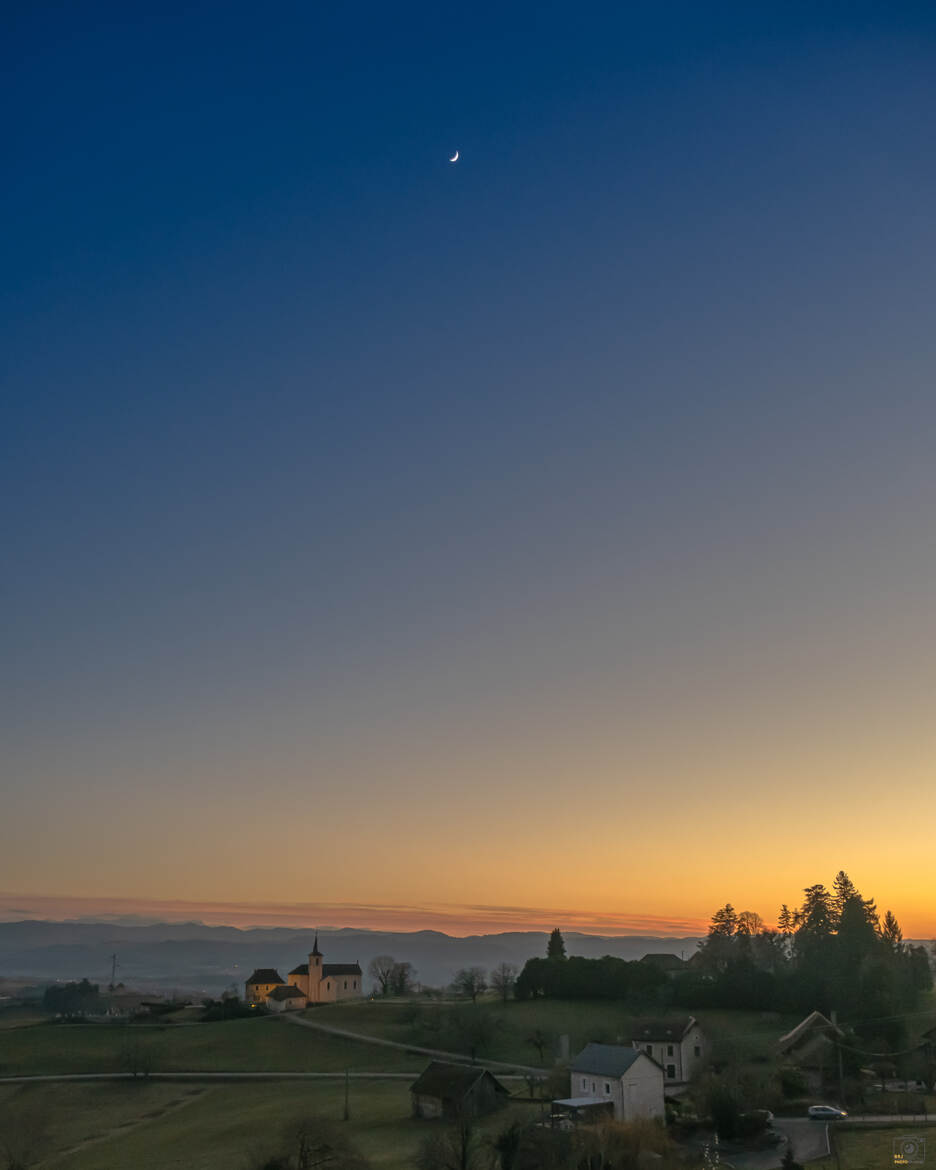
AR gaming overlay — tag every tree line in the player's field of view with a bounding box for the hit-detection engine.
[516,930,668,1002]
[679,870,931,1039]
[512,877,933,1036]
[367,955,520,1001]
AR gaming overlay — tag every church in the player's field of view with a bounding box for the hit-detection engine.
[245,936,363,1008]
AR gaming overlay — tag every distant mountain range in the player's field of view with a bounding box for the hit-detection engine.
[0,920,701,995]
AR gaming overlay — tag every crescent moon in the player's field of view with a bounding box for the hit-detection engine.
[449,151,459,162]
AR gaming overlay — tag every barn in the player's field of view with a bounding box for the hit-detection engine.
[410,1061,510,1120]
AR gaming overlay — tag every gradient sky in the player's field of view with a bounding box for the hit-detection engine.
[4,3,936,937]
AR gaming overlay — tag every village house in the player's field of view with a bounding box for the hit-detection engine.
[777,1010,844,1093]
[244,936,363,1007]
[638,953,687,977]
[568,1043,665,1122]
[630,1016,705,1085]
[410,1062,510,1120]
[245,968,285,1005]
[265,984,307,1013]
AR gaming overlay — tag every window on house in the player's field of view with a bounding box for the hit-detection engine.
[604,1083,610,1094]
[667,1045,674,1056]
[666,1064,676,1079]
[645,1045,652,1054]
[582,1078,586,1090]
[344,981,347,989]
[694,1046,701,1057]
[591,1082,595,1093]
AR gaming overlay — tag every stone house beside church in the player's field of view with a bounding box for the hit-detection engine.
[245,936,362,1007]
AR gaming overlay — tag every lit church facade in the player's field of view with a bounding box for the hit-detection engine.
[245,936,363,1009]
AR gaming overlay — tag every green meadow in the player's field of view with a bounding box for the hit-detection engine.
[0,1079,542,1169]
[0,1015,423,1076]
[312,997,800,1068]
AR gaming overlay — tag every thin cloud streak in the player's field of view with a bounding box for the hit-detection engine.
[0,892,707,936]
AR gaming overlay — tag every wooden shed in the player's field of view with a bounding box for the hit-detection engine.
[410,1061,510,1120]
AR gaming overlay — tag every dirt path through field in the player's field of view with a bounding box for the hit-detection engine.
[34,1085,213,1167]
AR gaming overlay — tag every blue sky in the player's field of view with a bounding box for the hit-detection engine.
[3,2,936,928]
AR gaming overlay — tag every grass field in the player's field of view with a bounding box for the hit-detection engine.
[1,997,904,1169]
[311,998,800,1068]
[820,1125,936,1170]
[0,1079,542,1169]
[0,1015,424,1076]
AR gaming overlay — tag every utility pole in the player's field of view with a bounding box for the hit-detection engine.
[831,1009,845,1107]
[108,953,118,1016]
[343,1067,350,1121]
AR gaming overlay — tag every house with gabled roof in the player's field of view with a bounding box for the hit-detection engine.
[630,1016,704,1085]
[569,1043,665,1122]
[266,984,307,1012]
[245,968,285,1005]
[410,1061,510,1120]
[639,953,687,975]
[777,1010,844,1092]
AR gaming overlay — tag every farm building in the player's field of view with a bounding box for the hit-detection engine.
[410,1062,510,1120]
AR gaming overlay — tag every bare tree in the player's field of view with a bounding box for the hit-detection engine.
[367,955,396,996]
[490,962,517,1004]
[526,1028,550,1063]
[417,1118,494,1170]
[447,1005,498,1061]
[389,961,416,996]
[736,910,764,936]
[247,1117,372,1169]
[452,967,487,1003]
[119,1032,156,1079]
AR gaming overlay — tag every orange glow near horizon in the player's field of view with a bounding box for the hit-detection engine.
[2,889,933,939]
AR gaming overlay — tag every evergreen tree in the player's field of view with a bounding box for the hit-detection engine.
[880,910,903,950]
[777,904,793,934]
[831,870,858,925]
[547,928,566,960]
[797,885,835,938]
[709,904,739,937]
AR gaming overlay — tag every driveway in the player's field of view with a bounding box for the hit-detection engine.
[692,1120,830,1170]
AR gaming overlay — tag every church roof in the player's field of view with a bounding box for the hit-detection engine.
[289,964,309,976]
[323,963,362,977]
[246,969,284,985]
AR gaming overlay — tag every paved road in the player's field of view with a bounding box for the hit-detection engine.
[281,1012,546,1075]
[689,1120,829,1170]
[721,1118,936,1170]
[0,1070,532,1085]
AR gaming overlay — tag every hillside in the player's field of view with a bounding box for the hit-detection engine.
[0,921,699,993]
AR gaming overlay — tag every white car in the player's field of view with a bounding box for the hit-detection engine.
[807,1105,847,1120]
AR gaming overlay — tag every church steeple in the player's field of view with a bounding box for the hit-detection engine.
[311,933,321,957]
